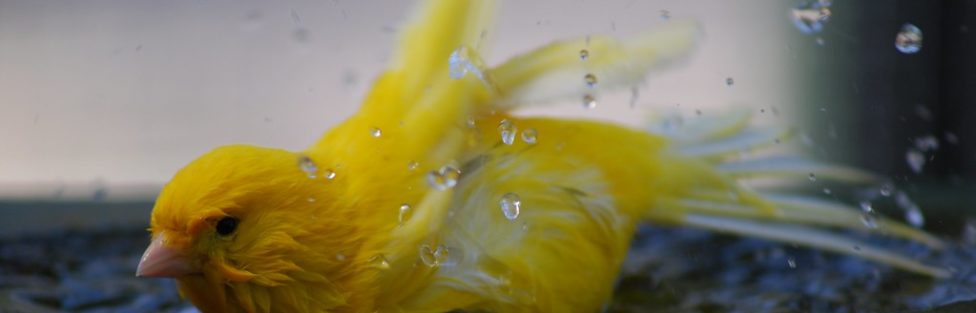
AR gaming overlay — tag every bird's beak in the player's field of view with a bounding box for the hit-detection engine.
[136,233,195,278]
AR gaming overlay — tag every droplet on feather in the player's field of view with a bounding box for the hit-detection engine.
[498,119,517,145]
[521,128,538,144]
[398,204,412,225]
[298,155,318,179]
[368,254,390,270]
[500,193,522,221]
[427,166,461,190]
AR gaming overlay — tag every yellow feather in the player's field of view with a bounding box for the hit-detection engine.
[142,0,947,312]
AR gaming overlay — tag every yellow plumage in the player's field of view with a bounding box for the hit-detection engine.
[139,1,947,312]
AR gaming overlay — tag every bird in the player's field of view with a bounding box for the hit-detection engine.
[136,0,948,312]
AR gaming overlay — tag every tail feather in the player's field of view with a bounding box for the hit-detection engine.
[761,193,944,248]
[654,110,948,278]
[674,127,791,159]
[717,156,880,184]
[683,214,950,278]
[648,109,752,144]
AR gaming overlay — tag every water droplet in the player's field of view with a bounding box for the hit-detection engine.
[859,201,874,213]
[660,9,671,20]
[582,94,597,109]
[370,127,382,138]
[787,257,797,269]
[398,203,412,225]
[419,244,454,267]
[584,73,597,88]
[894,192,924,228]
[498,119,517,145]
[790,1,832,34]
[914,135,939,152]
[307,197,316,203]
[500,193,522,221]
[368,254,390,270]
[419,245,437,267]
[298,155,318,179]
[408,161,419,171]
[905,206,925,228]
[880,184,894,197]
[822,188,832,195]
[963,219,976,244]
[906,149,925,173]
[895,23,923,54]
[579,49,589,61]
[859,201,878,229]
[449,46,470,79]
[427,165,461,190]
[448,46,486,82]
[629,86,639,108]
[324,169,336,180]
[808,173,816,181]
[945,132,959,145]
[915,105,933,121]
[725,77,734,86]
[521,128,538,144]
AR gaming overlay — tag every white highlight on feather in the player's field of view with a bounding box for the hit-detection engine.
[718,156,879,183]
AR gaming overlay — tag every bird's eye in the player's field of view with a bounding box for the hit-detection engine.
[215,217,239,236]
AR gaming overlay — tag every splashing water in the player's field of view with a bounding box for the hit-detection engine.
[790,0,832,34]
[584,73,597,88]
[895,192,926,228]
[582,94,597,109]
[895,23,923,54]
[914,135,939,152]
[859,201,879,229]
[906,149,926,173]
[448,46,485,81]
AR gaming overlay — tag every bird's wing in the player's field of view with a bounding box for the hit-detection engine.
[488,20,701,110]
[379,142,637,312]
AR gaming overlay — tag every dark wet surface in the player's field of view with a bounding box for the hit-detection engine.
[611,226,976,313]
[0,227,193,312]
[1,224,974,312]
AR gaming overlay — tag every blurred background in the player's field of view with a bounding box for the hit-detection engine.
[0,0,973,245]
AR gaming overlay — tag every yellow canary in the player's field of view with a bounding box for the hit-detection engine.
[137,1,947,312]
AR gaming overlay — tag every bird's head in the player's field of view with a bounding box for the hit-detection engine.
[137,144,356,312]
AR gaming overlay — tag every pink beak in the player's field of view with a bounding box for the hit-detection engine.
[136,234,195,278]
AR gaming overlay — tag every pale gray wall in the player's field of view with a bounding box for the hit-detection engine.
[0,0,795,201]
